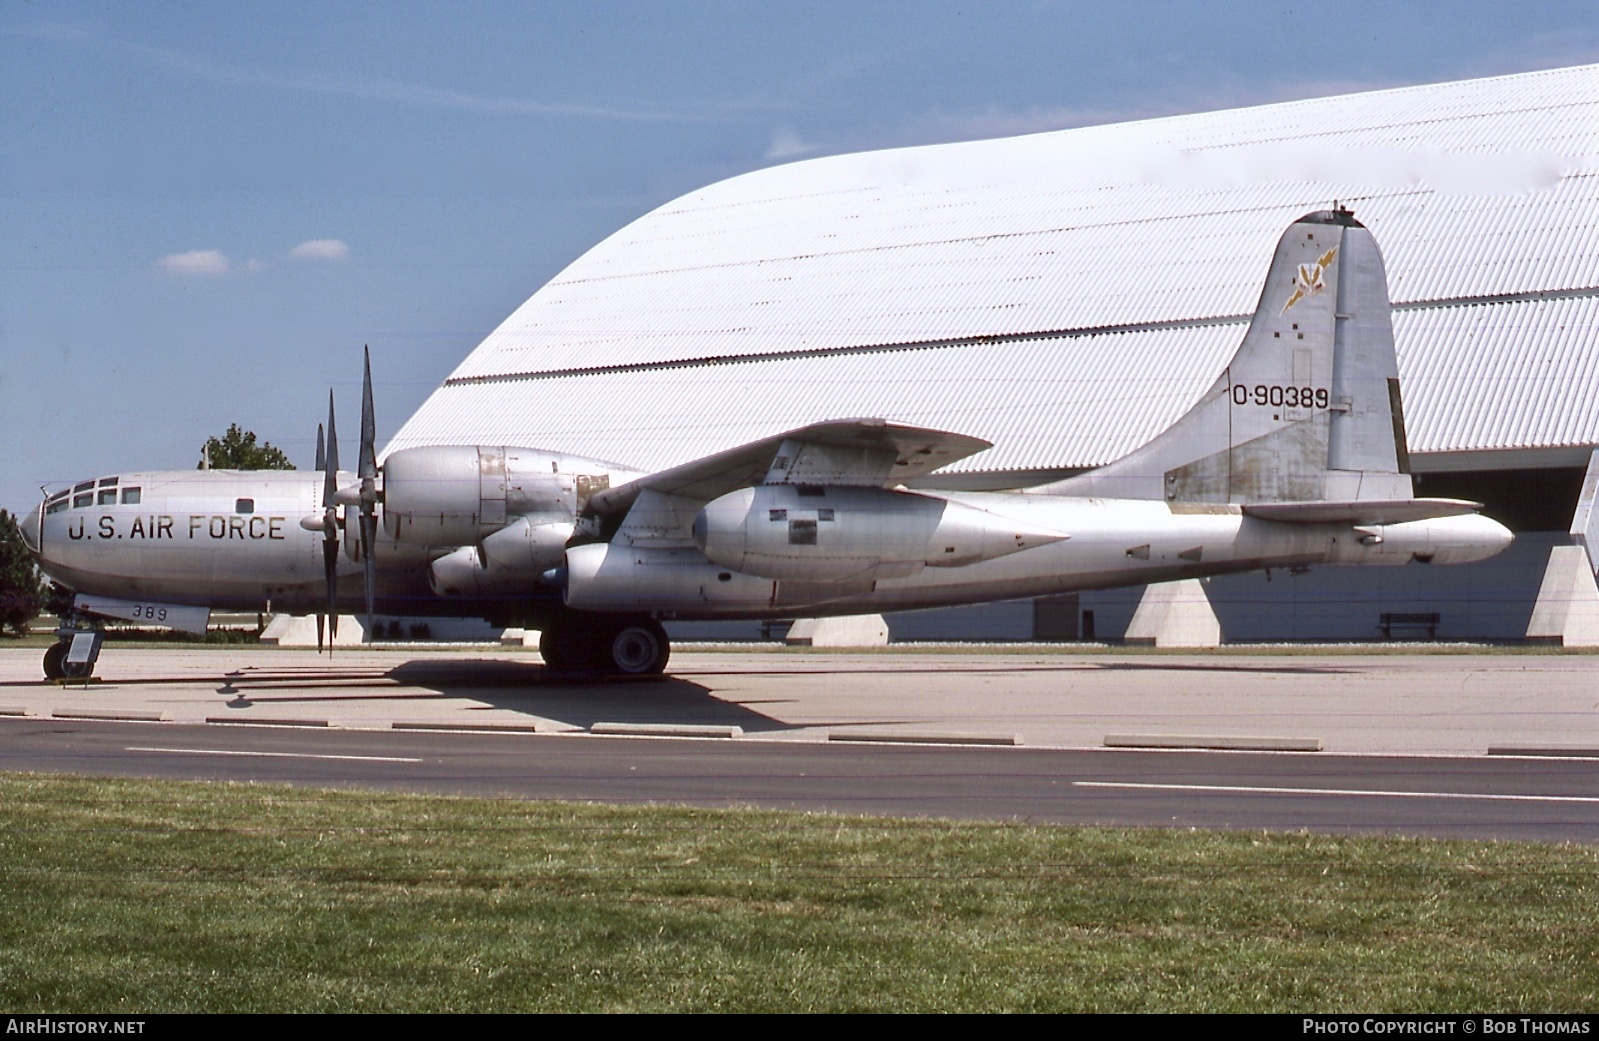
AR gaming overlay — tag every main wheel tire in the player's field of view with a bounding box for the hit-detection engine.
[42,642,67,682]
[538,623,601,672]
[606,620,670,676]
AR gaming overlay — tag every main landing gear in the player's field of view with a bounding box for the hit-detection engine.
[538,614,671,676]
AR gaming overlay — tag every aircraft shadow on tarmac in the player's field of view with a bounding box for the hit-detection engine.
[204,657,797,735]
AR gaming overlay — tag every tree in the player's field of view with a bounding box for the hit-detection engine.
[0,509,44,637]
[199,425,296,470]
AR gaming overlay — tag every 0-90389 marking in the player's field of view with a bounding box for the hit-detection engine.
[1233,385,1329,409]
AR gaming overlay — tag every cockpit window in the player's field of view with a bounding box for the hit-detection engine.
[235,498,254,515]
[73,481,94,494]
[97,489,117,506]
[45,493,69,515]
[73,492,93,509]
[98,477,118,487]
[121,488,141,505]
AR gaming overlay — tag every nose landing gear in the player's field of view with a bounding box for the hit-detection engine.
[43,626,103,683]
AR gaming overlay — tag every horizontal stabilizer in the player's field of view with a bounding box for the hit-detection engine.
[588,419,991,518]
[1242,498,1483,526]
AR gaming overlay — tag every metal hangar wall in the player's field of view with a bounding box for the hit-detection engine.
[393,65,1599,641]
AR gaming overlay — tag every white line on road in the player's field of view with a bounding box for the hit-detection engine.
[128,746,423,764]
[1074,781,1599,804]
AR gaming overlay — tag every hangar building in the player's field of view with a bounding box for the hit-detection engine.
[392,64,1599,642]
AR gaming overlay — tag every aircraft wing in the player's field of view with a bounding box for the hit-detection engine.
[586,419,992,518]
[1242,498,1483,525]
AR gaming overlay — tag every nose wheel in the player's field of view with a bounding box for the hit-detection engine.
[42,641,68,681]
[42,628,101,683]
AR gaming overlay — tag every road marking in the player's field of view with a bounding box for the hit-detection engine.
[1074,781,1599,804]
[128,746,422,764]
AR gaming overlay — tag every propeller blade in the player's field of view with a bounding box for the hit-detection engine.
[359,345,377,482]
[322,528,340,655]
[320,390,342,655]
[314,423,326,473]
[361,511,377,642]
[323,391,340,509]
[316,611,325,654]
[357,346,379,643]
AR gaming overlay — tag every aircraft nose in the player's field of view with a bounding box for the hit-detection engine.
[18,501,41,555]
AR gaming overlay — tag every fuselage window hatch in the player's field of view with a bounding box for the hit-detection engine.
[97,489,117,506]
[235,498,255,515]
[121,488,141,505]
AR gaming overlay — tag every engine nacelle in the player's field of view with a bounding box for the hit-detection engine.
[692,485,1065,583]
[427,515,574,597]
[383,445,627,546]
[564,543,781,613]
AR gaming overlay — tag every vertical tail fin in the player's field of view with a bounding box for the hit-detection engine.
[1051,208,1412,504]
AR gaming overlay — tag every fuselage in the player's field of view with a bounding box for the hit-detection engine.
[24,467,1514,626]
[23,470,445,615]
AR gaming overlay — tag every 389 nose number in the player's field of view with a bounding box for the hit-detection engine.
[1233,385,1329,409]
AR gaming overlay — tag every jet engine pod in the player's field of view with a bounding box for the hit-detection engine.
[382,445,513,546]
[427,514,575,597]
[693,485,1066,583]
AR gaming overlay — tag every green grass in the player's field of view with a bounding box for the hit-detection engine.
[0,775,1596,1012]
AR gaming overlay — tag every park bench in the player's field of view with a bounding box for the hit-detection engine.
[1377,612,1441,639]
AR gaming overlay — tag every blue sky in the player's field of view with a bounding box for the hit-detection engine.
[4,1,1598,513]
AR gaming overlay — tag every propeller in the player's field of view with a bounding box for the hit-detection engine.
[301,349,382,649]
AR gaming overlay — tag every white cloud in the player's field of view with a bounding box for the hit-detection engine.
[288,238,350,261]
[764,127,817,161]
[157,249,230,275]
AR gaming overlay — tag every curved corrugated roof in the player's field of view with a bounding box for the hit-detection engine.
[394,64,1599,475]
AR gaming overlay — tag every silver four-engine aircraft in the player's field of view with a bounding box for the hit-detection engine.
[21,209,1514,679]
